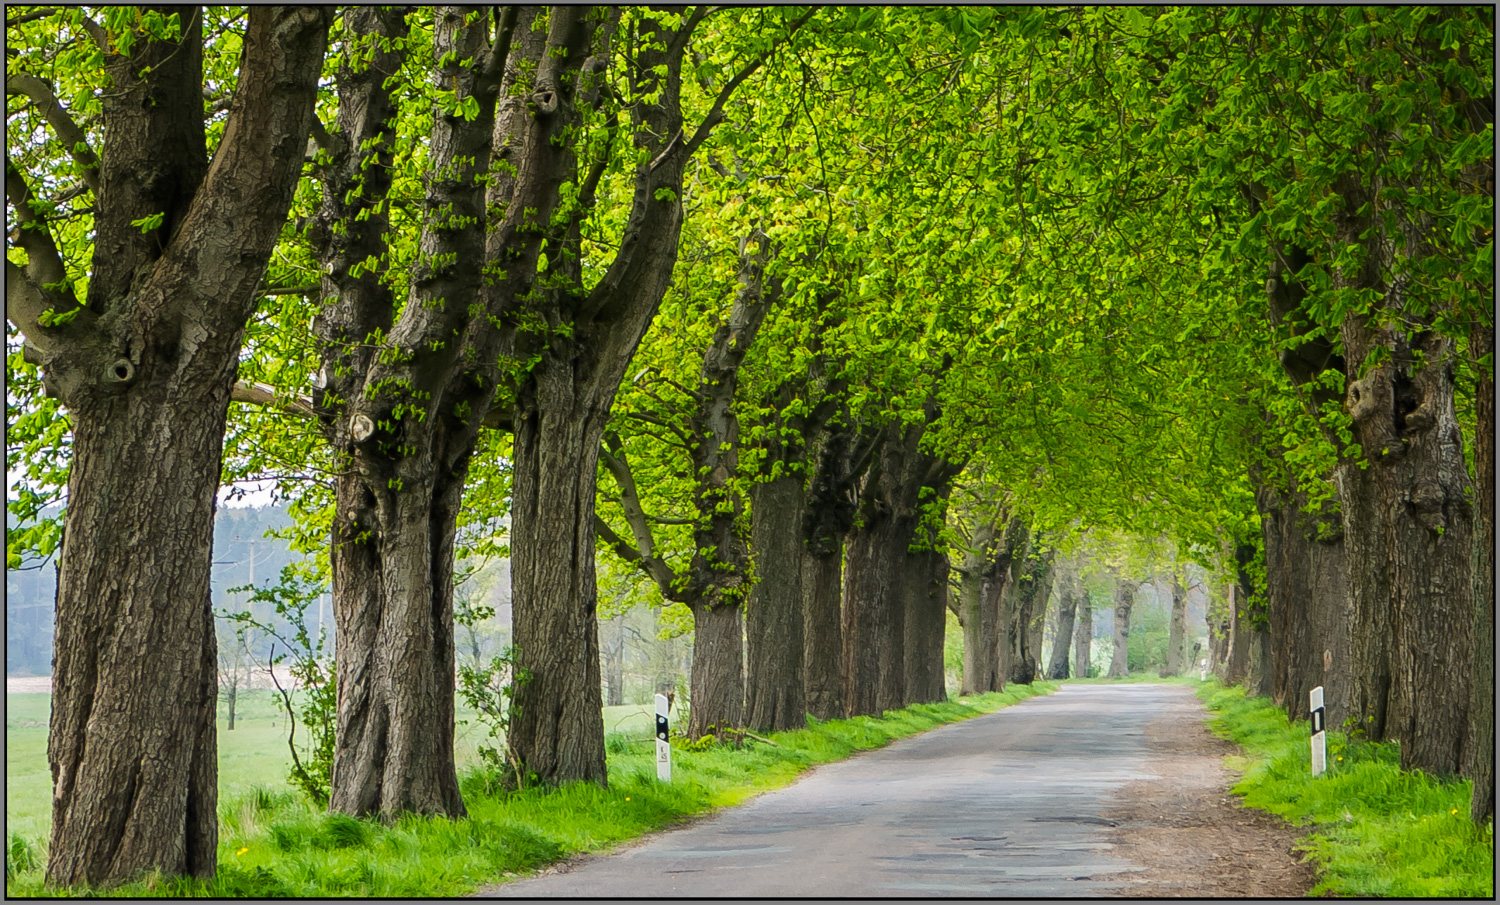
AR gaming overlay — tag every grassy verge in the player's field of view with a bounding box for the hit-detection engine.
[1199,682,1493,898]
[5,682,1056,897]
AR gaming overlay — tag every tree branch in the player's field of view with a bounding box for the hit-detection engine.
[6,7,60,28]
[230,380,317,419]
[5,164,85,352]
[6,72,101,193]
[681,7,818,158]
[259,284,320,297]
[78,14,108,51]
[599,434,680,596]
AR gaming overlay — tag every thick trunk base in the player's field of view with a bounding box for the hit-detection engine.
[902,549,949,705]
[507,362,607,785]
[802,548,844,721]
[843,517,907,716]
[689,602,745,739]
[47,393,223,887]
[330,469,466,818]
[746,476,806,732]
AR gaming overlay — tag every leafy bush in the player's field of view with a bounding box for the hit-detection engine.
[226,564,335,805]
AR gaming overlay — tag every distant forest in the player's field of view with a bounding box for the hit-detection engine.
[6,504,302,676]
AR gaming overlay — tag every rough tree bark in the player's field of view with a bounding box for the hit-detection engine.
[1073,586,1093,679]
[1047,568,1079,680]
[801,543,844,720]
[1221,544,1257,686]
[842,411,959,715]
[903,528,955,706]
[744,292,846,732]
[746,473,808,731]
[528,6,811,766]
[3,8,330,886]
[1024,555,1054,684]
[1335,173,1474,775]
[1254,455,1351,724]
[1107,577,1134,678]
[799,414,862,720]
[312,6,527,817]
[1467,317,1494,824]
[843,479,909,717]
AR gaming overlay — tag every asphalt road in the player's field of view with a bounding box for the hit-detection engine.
[482,684,1201,898]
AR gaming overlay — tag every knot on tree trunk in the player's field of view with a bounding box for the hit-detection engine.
[531,88,559,115]
[105,358,136,385]
[350,412,375,443]
[1408,479,1447,533]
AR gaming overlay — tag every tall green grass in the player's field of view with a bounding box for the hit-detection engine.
[1200,682,1493,898]
[5,683,1056,897]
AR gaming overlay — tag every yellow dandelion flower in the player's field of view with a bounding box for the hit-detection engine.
[236,846,249,856]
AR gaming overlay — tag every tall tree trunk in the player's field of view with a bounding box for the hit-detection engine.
[801,543,844,721]
[843,513,907,716]
[988,567,1011,691]
[1024,556,1054,682]
[1107,579,1133,678]
[1342,321,1474,773]
[1222,546,1257,685]
[746,475,807,731]
[1073,588,1093,679]
[1255,467,1352,724]
[1248,621,1275,699]
[959,559,1001,694]
[49,420,223,885]
[842,415,959,715]
[1332,170,1473,773]
[688,602,745,738]
[1046,575,1078,680]
[902,548,949,705]
[1468,319,1494,824]
[1262,230,1394,740]
[957,514,1016,695]
[1005,528,1053,685]
[508,359,610,784]
[20,8,332,886]
[330,464,467,817]
[1161,577,1187,677]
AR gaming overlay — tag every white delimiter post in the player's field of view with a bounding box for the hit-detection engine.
[1310,686,1327,777]
[654,693,671,782]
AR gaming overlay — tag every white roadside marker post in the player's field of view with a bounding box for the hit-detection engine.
[1310,685,1327,777]
[655,692,671,782]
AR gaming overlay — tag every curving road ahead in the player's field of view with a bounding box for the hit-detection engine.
[481,684,1225,898]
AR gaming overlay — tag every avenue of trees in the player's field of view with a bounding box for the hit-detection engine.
[5,5,1492,888]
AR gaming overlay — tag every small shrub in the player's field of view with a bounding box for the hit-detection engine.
[226,564,336,805]
[455,644,531,783]
[5,834,37,880]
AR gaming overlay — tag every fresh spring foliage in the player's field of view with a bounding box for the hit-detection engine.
[4,686,1055,897]
[1200,682,1493,898]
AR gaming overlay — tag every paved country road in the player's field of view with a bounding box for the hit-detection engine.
[479,684,1313,898]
